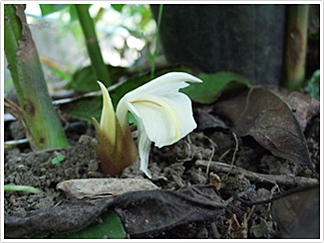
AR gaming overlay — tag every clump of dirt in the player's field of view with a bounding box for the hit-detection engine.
[4,135,99,217]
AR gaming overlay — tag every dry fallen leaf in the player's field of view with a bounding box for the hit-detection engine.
[57,178,159,199]
[215,86,312,166]
[273,90,320,131]
[5,186,225,238]
[271,186,319,239]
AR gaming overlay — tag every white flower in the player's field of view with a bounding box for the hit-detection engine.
[116,72,202,178]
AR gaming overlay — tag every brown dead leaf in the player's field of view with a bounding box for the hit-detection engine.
[271,186,319,239]
[197,107,228,130]
[5,186,225,238]
[57,178,159,199]
[215,86,311,166]
[273,90,320,131]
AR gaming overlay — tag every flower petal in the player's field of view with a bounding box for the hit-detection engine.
[127,72,202,98]
[127,92,196,148]
[116,72,202,127]
[98,81,116,143]
[132,112,153,178]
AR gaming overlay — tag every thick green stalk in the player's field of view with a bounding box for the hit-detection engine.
[4,4,68,150]
[282,4,309,91]
[75,4,112,86]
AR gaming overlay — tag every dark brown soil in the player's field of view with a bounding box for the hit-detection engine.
[4,113,320,239]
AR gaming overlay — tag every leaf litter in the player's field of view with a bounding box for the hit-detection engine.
[214,86,319,168]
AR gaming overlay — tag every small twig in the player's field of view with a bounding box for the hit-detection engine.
[268,184,280,211]
[218,148,231,161]
[211,222,221,239]
[202,134,216,175]
[4,98,37,150]
[196,160,319,187]
[235,184,319,206]
[223,132,239,180]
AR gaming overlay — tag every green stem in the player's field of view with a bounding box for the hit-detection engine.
[4,4,68,150]
[282,4,309,91]
[75,4,112,86]
[150,4,164,78]
[4,185,42,194]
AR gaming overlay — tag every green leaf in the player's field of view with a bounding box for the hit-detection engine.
[52,69,72,83]
[308,31,319,41]
[69,65,130,92]
[51,210,126,239]
[182,72,251,104]
[111,4,126,12]
[59,95,102,122]
[32,232,51,239]
[307,69,320,100]
[4,185,42,194]
[51,154,65,165]
[39,4,68,16]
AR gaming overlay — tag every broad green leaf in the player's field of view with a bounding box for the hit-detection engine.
[59,95,102,122]
[307,69,320,100]
[39,4,68,16]
[51,210,126,239]
[69,65,130,92]
[111,4,126,12]
[182,72,251,104]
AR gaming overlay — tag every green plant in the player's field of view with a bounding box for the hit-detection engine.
[92,72,202,177]
[4,4,68,150]
[4,185,42,194]
[307,69,320,100]
[74,4,112,86]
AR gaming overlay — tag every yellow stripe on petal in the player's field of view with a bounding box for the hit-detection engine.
[131,97,180,140]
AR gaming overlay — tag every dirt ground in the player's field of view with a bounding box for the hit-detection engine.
[3,105,320,239]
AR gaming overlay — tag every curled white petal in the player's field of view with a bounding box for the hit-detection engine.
[136,119,153,178]
[127,93,196,147]
[116,72,202,127]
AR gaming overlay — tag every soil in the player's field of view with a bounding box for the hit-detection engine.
[3,112,320,239]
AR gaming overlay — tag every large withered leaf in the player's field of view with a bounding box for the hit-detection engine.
[271,186,319,239]
[114,186,224,237]
[272,90,320,131]
[5,186,224,238]
[215,86,311,166]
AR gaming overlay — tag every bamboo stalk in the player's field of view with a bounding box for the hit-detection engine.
[282,4,309,91]
[75,4,112,86]
[4,4,68,150]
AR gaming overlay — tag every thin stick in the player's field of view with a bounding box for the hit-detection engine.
[223,132,239,180]
[196,160,318,187]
